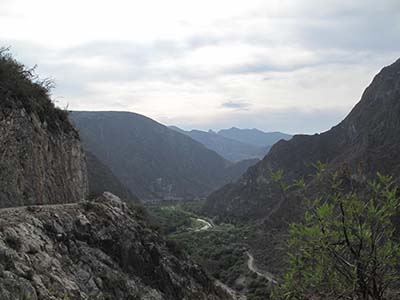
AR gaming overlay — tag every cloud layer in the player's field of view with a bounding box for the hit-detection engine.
[1,0,399,133]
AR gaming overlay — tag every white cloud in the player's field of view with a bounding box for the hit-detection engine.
[1,0,399,133]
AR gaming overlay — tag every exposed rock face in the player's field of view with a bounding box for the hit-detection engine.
[0,108,88,208]
[0,193,229,300]
[204,57,400,220]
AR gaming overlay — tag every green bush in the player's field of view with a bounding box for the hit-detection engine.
[276,167,400,300]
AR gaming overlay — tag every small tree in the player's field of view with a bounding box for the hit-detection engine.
[276,167,400,300]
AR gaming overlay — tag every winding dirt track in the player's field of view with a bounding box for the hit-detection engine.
[246,252,277,284]
[0,202,79,215]
[194,218,213,231]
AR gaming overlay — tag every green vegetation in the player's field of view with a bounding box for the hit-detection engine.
[275,165,400,300]
[147,205,199,234]
[0,48,73,133]
[171,222,249,285]
[147,202,273,299]
[247,275,272,300]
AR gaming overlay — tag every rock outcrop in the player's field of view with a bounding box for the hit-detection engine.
[0,52,88,208]
[0,193,229,300]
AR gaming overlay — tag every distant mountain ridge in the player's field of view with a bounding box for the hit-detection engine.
[218,127,292,147]
[170,126,291,162]
[71,111,258,201]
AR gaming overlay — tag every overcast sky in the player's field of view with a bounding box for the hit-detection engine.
[1,0,399,134]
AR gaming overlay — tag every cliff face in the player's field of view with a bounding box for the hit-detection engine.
[0,193,228,300]
[0,53,88,208]
[0,106,88,208]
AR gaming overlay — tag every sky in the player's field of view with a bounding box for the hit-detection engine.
[1,0,399,134]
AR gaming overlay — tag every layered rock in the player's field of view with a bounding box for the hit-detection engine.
[0,193,229,300]
[0,108,88,207]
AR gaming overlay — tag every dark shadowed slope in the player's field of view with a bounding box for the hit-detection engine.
[85,151,139,202]
[170,126,268,161]
[71,111,255,200]
[204,57,400,220]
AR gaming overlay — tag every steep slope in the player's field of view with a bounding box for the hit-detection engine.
[0,193,229,300]
[218,127,291,148]
[70,111,233,200]
[223,158,260,183]
[170,126,267,162]
[0,50,88,208]
[86,151,139,202]
[205,58,400,220]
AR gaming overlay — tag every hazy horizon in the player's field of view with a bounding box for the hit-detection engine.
[1,0,399,134]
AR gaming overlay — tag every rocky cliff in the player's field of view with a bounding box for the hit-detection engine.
[0,192,229,300]
[0,51,88,208]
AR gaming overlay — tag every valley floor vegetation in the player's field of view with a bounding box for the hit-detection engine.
[147,202,274,300]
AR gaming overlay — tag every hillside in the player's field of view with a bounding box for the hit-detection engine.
[170,127,267,162]
[71,111,255,201]
[218,128,291,148]
[0,49,88,207]
[203,57,400,274]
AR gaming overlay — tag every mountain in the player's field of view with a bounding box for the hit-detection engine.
[85,151,139,202]
[170,126,268,162]
[218,127,292,147]
[205,58,400,220]
[71,111,255,201]
[203,58,400,274]
[0,51,88,208]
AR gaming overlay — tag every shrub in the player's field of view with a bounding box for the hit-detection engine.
[276,167,400,300]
